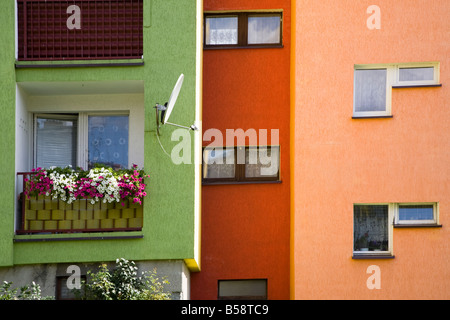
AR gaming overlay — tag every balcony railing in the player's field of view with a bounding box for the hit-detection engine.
[17,171,144,235]
[17,0,143,61]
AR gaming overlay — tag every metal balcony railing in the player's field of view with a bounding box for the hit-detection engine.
[17,0,143,61]
[17,172,143,234]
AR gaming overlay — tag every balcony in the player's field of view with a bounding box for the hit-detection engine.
[17,0,143,61]
[16,166,147,235]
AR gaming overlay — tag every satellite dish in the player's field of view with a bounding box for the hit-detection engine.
[163,74,184,124]
[155,74,197,135]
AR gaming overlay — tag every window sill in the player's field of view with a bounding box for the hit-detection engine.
[352,115,393,119]
[204,44,284,50]
[352,253,395,260]
[15,59,144,68]
[392,84,442,88]
[202,180,282,186]
[13,231,144,243]
[394,223,442,228]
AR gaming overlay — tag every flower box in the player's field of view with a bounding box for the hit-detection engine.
[20,195,143,234]
[17,165,148,234]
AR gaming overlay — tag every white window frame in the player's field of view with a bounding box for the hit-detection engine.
[34,112,130,170]
[353,62,440,118]
[394,202,439,226]
[353,65,394,118]
[353,203,394,257]
[395,62,440,87]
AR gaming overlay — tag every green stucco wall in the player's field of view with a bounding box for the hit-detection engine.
[0,1,16,267]
[1,0,201,269]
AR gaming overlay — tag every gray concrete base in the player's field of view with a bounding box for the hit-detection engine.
[0,259,190,300]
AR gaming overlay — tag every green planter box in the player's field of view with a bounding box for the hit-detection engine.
[20,195,143,234]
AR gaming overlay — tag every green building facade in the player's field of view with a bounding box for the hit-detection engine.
[0,0,202,299]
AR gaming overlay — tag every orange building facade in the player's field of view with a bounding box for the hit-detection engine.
[292,0,449,299]
[191,0,291,300]
[192,0,448,300]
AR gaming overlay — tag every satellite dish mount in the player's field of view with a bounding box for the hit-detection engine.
[155,74,197,136]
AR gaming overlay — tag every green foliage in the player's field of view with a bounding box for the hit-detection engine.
[75,258,171,300]
[0,281,53,300]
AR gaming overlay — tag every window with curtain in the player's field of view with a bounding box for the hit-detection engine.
[35,115,78,168]
[353,205,389,253]
[354,69,387,114]
[204,12,282,48]
[202,146,280,184]
[35,113,129,170]
[88,116,129,170]
[205,16,238,45]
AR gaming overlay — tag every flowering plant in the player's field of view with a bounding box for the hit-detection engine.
[24,165,149,206]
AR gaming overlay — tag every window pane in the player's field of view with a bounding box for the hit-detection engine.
[205,17,238,45]
[248,15,281,44]
[399,205,434,221]
[36,116,77,168]
[354,205,389,252]
[245,146,279,178]
[88,116,129,170]
[203,148,235,179]
[354,69,387,112]
[399,67,434,81]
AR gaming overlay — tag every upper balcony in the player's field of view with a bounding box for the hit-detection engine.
[17,0,143,62]
[16,166,147,235]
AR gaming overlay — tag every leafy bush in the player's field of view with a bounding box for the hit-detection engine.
[0,281,53,300]
[75,258,171,300]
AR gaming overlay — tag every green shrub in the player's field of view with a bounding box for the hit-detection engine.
[75,258,171,300]
[0,281,53,300]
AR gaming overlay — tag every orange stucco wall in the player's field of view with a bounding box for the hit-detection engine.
[190,0,291,300]
[292,0,449,299]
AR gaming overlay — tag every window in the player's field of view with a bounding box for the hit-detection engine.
[204,12,282,48]
[353,67,393,117]
[205,16,238,45]
[56,275,86,300]
[35,113,129,170]
[35,115,78,168]
[353,62,440,118]
[353,202,440,258]
[395,203,439,226]
[395,63,440,87]
[202,146,280,184]
[353,205,392,256]
[218,279,267,300]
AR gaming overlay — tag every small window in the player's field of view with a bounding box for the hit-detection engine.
[205,16,238,45]
[395,203,438,226]
[247,15,281,45]
[396,63,440,87]
[353,62,440,118]
[35,115,78,168]
[353,204,392,256]
[204,12,282,48]
[88,115,129,169]
[218,279,267,300]
[56,275,86,300]
[353,68,392,117]
[202,146,280,184]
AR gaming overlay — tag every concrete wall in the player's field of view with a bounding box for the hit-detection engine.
[0,259,190,300]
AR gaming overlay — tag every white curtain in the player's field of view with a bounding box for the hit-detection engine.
[354,69,387,112]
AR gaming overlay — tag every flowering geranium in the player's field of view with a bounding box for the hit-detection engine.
[24,165,149,206]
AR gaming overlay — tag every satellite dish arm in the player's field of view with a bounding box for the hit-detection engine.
[164,121,198,131]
